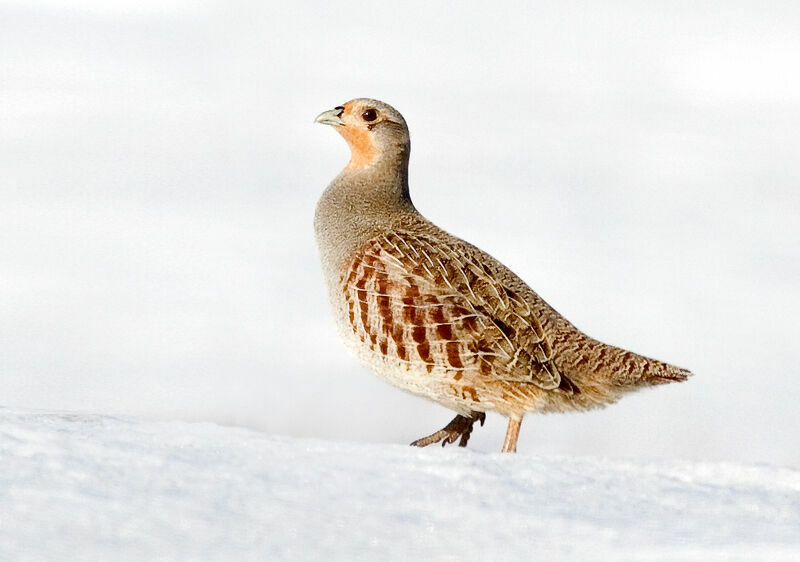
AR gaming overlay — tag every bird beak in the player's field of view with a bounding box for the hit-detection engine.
[314,108,345,127]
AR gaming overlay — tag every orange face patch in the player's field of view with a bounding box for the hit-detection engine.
[339,126,379,170]
[339,102,379,170]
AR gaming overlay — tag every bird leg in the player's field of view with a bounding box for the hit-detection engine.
[502,416,522,453]
[410,412,486,448]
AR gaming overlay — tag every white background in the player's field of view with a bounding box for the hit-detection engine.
[2,0,798,465]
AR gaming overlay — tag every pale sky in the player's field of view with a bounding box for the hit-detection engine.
[1,0,798,464]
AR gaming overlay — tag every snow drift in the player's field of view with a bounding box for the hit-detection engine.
[1,407,798,561]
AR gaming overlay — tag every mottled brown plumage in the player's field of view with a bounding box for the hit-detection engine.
[314,98,691,452]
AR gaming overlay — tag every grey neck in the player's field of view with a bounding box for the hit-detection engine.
[336,157,412,213]
[314,151,417,277]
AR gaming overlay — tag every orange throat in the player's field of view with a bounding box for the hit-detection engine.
[339,126,379,170]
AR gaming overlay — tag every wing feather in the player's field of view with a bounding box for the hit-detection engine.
[341,230,572,392]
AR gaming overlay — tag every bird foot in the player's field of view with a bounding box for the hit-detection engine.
[410,412,486,448]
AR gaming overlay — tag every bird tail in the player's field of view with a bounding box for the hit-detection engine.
[566,335,692,389]
[641,360,692,385]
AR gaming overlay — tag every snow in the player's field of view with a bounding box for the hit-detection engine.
[2,407,799,561]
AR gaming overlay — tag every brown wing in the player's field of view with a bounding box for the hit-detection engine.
[340,230,574,392]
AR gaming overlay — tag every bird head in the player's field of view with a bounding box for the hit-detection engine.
[315,99,409,171]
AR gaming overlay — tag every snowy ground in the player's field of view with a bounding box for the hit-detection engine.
[2,407,798,561]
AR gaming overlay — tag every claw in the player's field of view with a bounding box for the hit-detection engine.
[410,412,485,449]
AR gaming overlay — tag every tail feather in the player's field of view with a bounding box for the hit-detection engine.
[565,335,692,388]
[647,363,692,385]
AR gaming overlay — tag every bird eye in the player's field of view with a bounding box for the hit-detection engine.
[361,109,378,122]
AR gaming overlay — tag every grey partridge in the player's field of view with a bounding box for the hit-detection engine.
[314,99,690,453]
